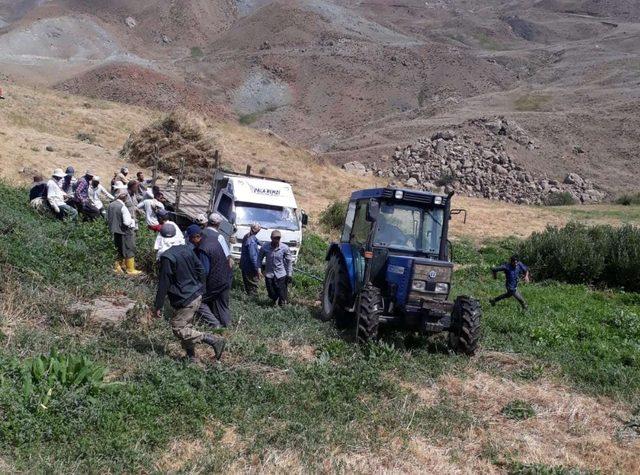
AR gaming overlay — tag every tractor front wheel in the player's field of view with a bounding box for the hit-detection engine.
[321,254,353,328]
[356,285,382,344]
[448,296,482,355]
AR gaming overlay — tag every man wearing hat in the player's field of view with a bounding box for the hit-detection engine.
[240,223,262,295]
[74,170,100,220]
[61,166,76,194]
[155,223,226,362]
[154,210,185,260]
[203,212,232,270]
[47,168,78,221]
[186,224,232,327]
[258,230,293,306]
[87,175,113,218]
[107,189,141,275]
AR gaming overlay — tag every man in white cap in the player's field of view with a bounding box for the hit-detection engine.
[107,189,141,275]
[258,230,293,306]
[47,168,78,221]
[137,188,165,232]
[203,212,232,269]
[154,210,185,260]
[87,176,113,218]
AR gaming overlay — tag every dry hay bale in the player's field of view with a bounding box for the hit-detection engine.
[120,112,216,178]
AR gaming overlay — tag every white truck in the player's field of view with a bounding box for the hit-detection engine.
[209,170,308,262]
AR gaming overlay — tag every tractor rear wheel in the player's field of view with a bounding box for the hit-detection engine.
[321,254,353,329]
[356,285,382,344]
[448,296,482,355]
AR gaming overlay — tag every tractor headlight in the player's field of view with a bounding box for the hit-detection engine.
[395,190,404,199]
[412,280,426,291]
[435,283,449,293]
[434,196,443,205]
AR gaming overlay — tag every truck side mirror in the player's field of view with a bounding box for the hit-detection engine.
[301,211,309,227]
[366,199,380,222]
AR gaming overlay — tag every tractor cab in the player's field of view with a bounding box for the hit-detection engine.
[322,188,481,354]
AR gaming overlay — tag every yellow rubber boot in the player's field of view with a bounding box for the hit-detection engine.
[114,259,124,274]
[125,257,142,275]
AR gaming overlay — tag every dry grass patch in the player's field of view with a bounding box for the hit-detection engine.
[437,370,639,472]
[269,339,317,363]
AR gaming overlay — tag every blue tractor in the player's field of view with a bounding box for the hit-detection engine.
[321,188,481,354]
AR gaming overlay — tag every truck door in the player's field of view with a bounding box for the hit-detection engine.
[214,192,235,241]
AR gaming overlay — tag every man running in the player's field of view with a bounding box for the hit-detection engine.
[490,255,530,310]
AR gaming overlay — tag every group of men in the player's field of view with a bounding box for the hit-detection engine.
[30,166,296,362]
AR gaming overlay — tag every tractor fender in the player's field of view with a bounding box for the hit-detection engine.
[325,243,357,292]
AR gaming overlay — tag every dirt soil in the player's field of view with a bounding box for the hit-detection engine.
[1,0,640,195]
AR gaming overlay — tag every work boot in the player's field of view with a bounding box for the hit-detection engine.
[124,257,142,275]
[185,347,197,363]
[114,259,124,274]
[202,334,226,360]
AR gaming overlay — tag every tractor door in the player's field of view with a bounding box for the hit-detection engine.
[347,200,371,289]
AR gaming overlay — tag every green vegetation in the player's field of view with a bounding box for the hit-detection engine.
[616,192,640,206]
[190,46,204,59]
[238,106,278,126]
[514,94,552,112]
[517,222,640,291]
[318,199,348,231]
[501,400,536,420]
[544,191,577,206]
[0,181,638,471]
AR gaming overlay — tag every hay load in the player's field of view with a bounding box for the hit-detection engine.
[120,112,217,181]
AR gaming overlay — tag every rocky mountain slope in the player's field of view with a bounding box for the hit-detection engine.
[1,0,639,197]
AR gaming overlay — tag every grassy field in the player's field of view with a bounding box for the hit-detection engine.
[1,182,639,473]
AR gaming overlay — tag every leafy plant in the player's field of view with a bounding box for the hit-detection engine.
[615,192,640,206]
[190,46,204,58]
[501,400,536,420]
[21,350,112,409]
[318,200,348,231]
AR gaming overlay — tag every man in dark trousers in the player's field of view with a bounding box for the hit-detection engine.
[240,223,262,295]
[259,230,293,306]
[154,223,226,362]
[186,224,232,328]
[490,255,531,310]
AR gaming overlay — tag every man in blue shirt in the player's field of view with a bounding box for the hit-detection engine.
[240,223,262,295]
[490,255,530,310]
[258,230,293,306]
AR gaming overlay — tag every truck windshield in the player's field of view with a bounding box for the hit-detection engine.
[373,203,443,254]
[235,202,300,231]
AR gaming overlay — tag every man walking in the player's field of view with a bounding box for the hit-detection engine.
[107,190,141,275]
[203,213,232,269]
[187,225,232,328]
[240,223,262,295]
[154,223,226,362]
[47,168,78,221]
[154,210,185,260]
[490,255,530,310]
[259,230,293,306]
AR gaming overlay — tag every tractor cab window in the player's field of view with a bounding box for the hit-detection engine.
[341,201,357,242]
[350,201,371,246]
[373,203,443,255]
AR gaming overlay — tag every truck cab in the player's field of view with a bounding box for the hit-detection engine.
[212,172,307,262]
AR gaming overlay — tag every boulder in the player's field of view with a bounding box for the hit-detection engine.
[405,177,419,187]
[125,16,137,28]
[431,130,456,141]
[342,161,369,176]
[564,173,585,187]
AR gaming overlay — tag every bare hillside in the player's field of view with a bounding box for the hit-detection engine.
[1,0,639,195]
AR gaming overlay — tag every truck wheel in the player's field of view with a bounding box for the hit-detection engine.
[356,285,382,344]
[449,296,482,355]
[321,254,353,328]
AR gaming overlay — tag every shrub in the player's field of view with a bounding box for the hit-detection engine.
[319,200,348,231]
[436,172,456,187]
[616,192,640,206]
[517,222,640,291]
[190,46,203,58]
[544,191,576,206]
